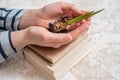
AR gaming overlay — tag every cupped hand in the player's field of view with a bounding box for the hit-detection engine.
[11,15,91,48]
[24,20,91,48]
[19,2,91,31]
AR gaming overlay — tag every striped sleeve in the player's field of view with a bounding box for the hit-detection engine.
[0,8,26,63]
[0,31,16,63]
[0,8,26,31]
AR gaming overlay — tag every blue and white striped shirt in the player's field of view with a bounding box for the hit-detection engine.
[0,8,25,63]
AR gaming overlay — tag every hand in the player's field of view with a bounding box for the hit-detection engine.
[19,2,91,30]
[11,20,91,48]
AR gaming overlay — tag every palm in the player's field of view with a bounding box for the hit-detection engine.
[39,9,77,30]
[38,2,76,29]
[37,2,89,30]
[37,18,60,29]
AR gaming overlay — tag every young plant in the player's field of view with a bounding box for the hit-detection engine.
[49,9,104,33]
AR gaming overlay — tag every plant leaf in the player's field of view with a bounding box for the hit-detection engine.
[64,8,104,26]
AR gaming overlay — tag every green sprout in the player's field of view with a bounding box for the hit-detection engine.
[49,8,104,33]
[64,8,105,26]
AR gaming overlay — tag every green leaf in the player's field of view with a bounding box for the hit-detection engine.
[64,8,105,26]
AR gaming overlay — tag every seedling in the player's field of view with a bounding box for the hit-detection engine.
[49,9,104,33]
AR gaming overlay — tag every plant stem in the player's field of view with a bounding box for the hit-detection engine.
[64,8,105,26]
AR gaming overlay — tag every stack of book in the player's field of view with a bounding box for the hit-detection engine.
[23,32,93,80]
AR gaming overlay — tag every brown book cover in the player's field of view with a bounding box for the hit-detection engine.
[28,33,87,64]
[23,36,92,80]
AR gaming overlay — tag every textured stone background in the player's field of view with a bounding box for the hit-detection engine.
[0,0,120,80]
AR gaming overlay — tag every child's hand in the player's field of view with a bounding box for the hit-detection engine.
[19,2,91,30]
[11,20,90,48]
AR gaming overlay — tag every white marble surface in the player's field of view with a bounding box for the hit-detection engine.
[0,0,120,80]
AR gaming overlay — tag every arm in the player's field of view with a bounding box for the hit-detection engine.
[0,8,25,63]
[0,2,91,63]
[0,8,25,31]
[19,2,91,30]
[0,31,16,63]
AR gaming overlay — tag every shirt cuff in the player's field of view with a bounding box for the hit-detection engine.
[5,9,26,31]
[0,31,16,63]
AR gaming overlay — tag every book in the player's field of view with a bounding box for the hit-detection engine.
[28,32,87,64]
[23,34,92,80]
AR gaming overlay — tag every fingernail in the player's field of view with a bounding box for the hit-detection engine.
[81,19,86,23]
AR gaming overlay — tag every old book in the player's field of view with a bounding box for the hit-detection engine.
[28,32,87,64]
[23,35,92,80]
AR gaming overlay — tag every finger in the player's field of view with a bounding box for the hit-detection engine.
[69,22,90,40]
[80,10,92,21]
[37,19,50,28]
[48,32,72,43]
[72,10,88,17]
[76,22,81,26]
[69,5,82,17]
[40,40,71,48]
[37,42,62,48]
[68,22,81,31]
[84,20,91,25]
[86,16,92,21]
[80,10,89,14]
[61,3,81,16]
[81,19,87,24]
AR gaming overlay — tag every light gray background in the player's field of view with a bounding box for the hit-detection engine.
[0,0,120,80]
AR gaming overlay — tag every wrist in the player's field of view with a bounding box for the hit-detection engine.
[19,9,41,30]
[11,29,29,48]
